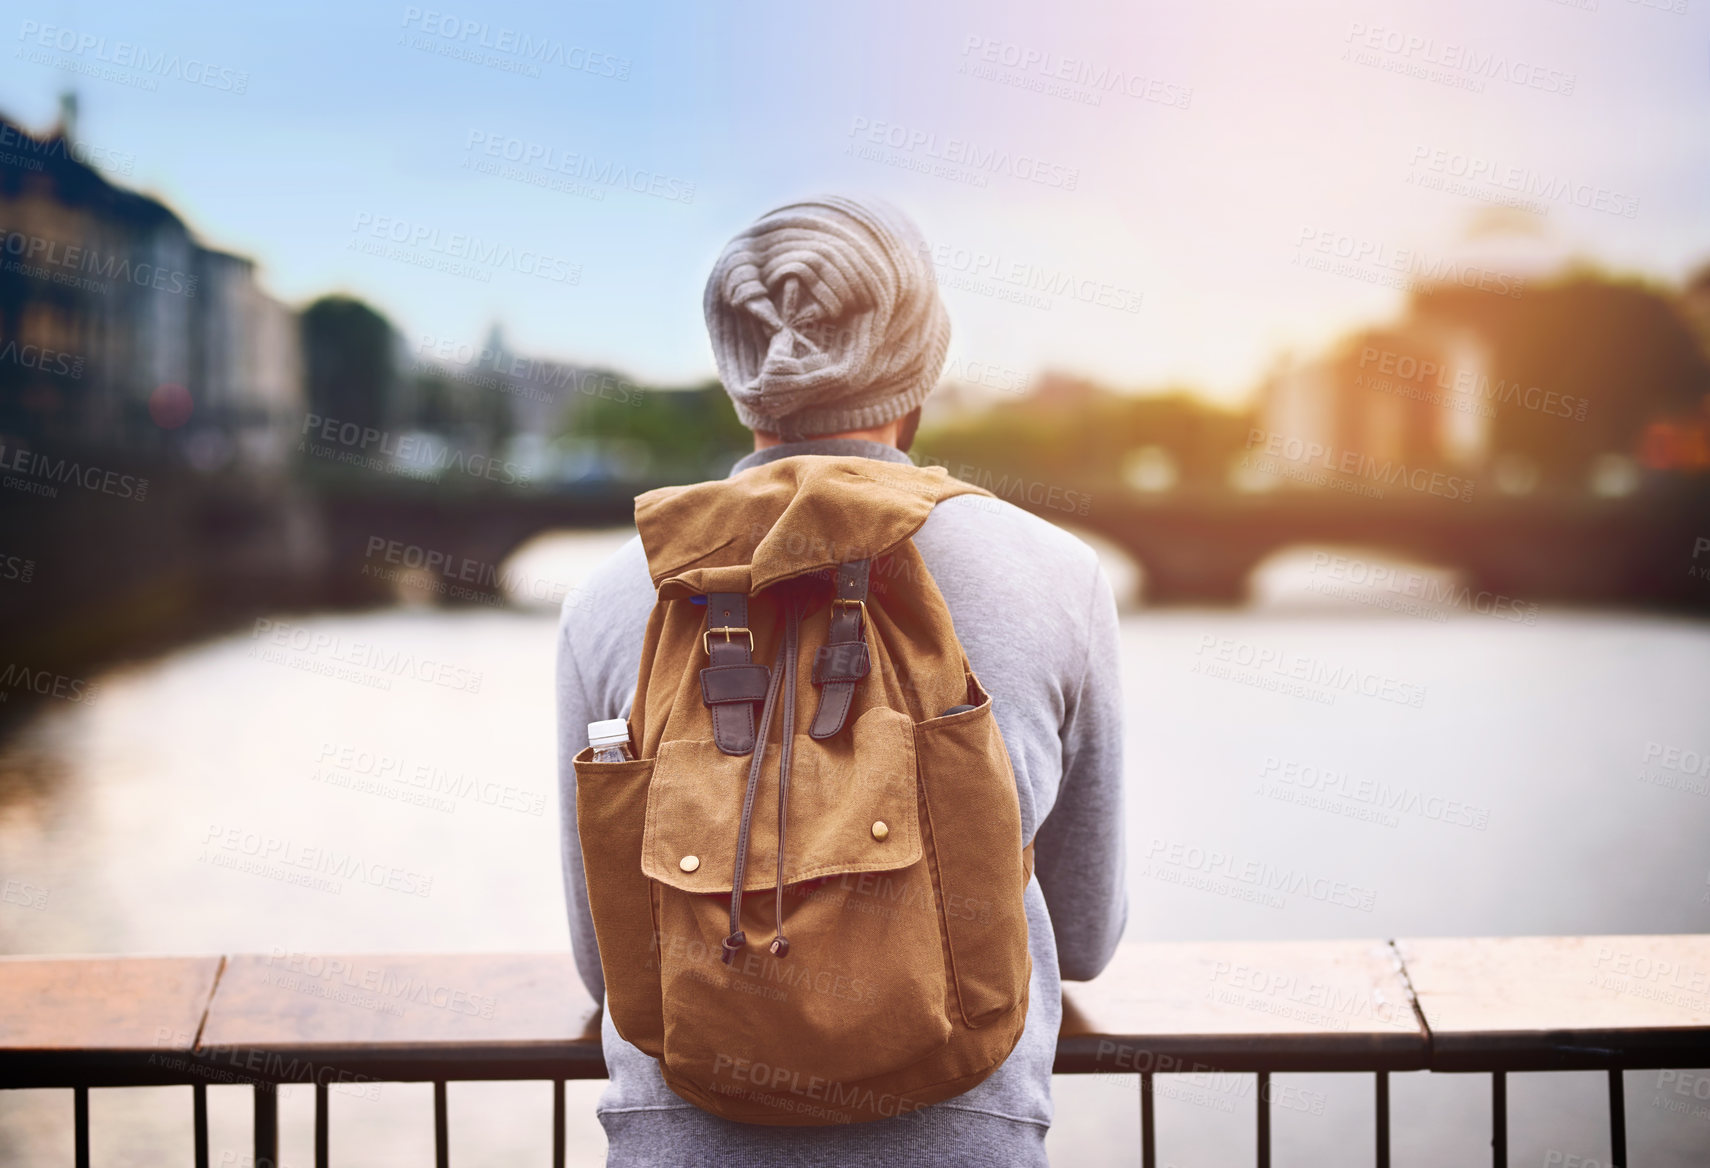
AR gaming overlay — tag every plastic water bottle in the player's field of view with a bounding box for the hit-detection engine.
[588,718,635,763]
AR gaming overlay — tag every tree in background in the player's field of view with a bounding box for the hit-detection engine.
[562,380,750,483]
[300,295,397,434]
[916,378,1250,493]
[1413,271,1710,488]
[408,365,512,451]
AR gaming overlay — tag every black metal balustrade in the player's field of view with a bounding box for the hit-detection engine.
[2,935,1707,1166]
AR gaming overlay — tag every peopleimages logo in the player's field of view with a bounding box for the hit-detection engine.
[0,227,198,297]
[1407,145,1639,220]
[362,535,582,609]
[1141,837,1379,912]
[1341,23,1577,96]
[1208,958,1406,1025]
[1193,634,1429,709]
[1293,226,1525,299]
[0,124,135,176]
[264,949,497,1018]
[16,21,251,93]
[709,1053,928,1121]
[1258,755,1493,830]
[463,131,694,204]
[150,1027,381,1101]
[1,878,49,911]
[918,241,1144,315]
[200,824,434,898]
[0,441,149,501]
[1306,552,1540,626]
[0,339,83,379]
[1589,944,1710,1011]
[846,116,1080,190]
[1355,346,1589,424]
[957,34,1194,110]
[941,354,1028,396]
[0,554,36,584]
[912,455,1093,516]
[249,618,485,695]
[399,8,630,79]
[299,412,530,486]
[314,739,547,817]
[0,663,98,704]
[1244,427,1476,503]
[349,213,580,285]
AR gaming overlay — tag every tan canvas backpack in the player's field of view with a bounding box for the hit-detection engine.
[572,454,1034,1125]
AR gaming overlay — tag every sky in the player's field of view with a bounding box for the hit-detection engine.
[4,0,1707,406]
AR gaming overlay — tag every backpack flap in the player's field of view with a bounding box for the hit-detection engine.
[640,701,922,894]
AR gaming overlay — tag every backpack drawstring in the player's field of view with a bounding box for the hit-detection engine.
[722,597,800,963]
[769,599,800,958]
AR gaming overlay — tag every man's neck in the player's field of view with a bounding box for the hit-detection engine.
[752,420,902,452]
[729,435,914,477]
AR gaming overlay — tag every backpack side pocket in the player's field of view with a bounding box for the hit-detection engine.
[914,677,1030,1030]
[573,745,664,1057]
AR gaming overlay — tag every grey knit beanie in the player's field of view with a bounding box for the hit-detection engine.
[703,195,951,440]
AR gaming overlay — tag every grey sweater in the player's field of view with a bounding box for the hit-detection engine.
[556,438,1127,1167]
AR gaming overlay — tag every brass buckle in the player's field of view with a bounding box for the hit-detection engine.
[830,598,868,630]
[702,626,753,655]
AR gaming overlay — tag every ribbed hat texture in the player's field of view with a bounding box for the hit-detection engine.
[703,195,951,440]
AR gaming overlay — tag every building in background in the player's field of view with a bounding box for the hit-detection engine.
[1254,321,1490,494]
[0,100,301,470]
[1681,265,1710,364]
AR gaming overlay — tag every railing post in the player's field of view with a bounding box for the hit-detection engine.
[315,1081,329,1168]
[1608,1070,1626,1168]
[73,1085,89,1168]
[1140,1070,1155,1168]
[1374,1071,1389,1168]
[194,1083,208,1168]
[1256,1071,1271,1168]
[254,1083,278,1168]
[553,1079,566,1168]
[1490,1072,1506,1168]
[435,1080,449,1168]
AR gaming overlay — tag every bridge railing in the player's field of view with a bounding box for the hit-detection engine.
[3,935,1707,1167]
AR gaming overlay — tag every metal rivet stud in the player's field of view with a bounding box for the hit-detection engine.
[871,821,889,842]
[680,855,700,872]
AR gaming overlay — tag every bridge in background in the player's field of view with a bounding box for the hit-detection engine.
[316,482,1710,610]
[10,475,1702,698]
[1049,487,1710,606]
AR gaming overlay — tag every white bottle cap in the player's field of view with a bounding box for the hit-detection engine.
[588,718,631,749]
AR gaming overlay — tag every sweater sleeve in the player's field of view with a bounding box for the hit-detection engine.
[1032,559,1128,981]
[556,601,608,1006]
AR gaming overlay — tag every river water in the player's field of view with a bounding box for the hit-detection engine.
[2,531,1707,1166]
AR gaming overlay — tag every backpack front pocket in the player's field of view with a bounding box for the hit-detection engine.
[642,707,954,1095]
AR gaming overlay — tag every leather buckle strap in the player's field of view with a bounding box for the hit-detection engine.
[829,597,868,627]
[808,560,870,740]
[811,641,870,685]
[701,593,763,755]
[700,664,771,705]
[702,626,753,655]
